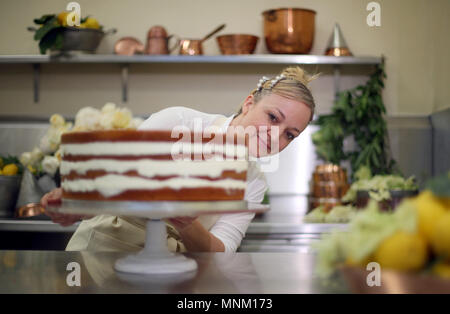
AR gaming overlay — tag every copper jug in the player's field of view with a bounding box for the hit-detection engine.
[145,26,179,55]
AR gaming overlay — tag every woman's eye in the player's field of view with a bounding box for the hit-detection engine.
[286,132,294,140]
[268,113,277,122]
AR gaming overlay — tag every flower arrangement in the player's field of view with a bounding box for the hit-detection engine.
[19,102,144,180]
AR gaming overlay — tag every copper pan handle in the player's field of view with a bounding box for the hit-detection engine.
[200,23,226,43]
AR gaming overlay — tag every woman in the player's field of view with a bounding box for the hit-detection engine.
[41,66,318,253]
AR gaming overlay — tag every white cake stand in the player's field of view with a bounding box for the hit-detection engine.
[48,199,269,275]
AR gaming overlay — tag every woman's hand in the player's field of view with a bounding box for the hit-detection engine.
[40,188,93,226]
[166,216,198,232]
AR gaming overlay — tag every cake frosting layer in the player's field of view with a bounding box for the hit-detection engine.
[61,174,247,197]
[62,188,245,201]
[60,159,248,177]
[61,142,247,159]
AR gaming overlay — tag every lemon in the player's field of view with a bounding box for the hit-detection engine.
[83,17,100,29]
[414,190,447,241]
[0,169,3,175]
[57,12,70,27]
[374,231,428,272]
[430,212,450,259]
[432,262,450,279]
[2,164,18,176]
[345,255,374,268]
[437,197,450,210]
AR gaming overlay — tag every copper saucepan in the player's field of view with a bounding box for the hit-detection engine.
[179,24,226,55]
[262,8,316,54]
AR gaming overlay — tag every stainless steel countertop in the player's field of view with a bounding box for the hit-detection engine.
[0,250,350,293]
[0,196,347,235]
[0,218,78,232]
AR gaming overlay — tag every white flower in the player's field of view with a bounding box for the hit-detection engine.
[42,155,60,177]
[74,107,101,131]
[99,111,115,129]
[30,147,44,165]
[112,107,132,129]
[19,152,32,167]
[39,135,52,154]
[101,102,117,114]
[54,148,62,161]
[49,114,65,127]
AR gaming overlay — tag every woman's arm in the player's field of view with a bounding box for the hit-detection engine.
[167,217,225,252]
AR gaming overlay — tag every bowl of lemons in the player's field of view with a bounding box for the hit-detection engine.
[0,156,23,217]
[29,12,116,54]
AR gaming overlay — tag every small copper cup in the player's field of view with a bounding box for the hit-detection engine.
[179,39,203,55]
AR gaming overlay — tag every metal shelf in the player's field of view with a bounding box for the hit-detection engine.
[0,54,382,103]
[0,54,382,65]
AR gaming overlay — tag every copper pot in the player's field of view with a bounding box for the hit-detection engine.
[309,164,349,212]
[216,34,259,55]
[262,8,316,54]
[179,39,203,55]
[179,24,226,55]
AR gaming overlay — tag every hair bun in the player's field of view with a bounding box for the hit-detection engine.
[280,66,319,87]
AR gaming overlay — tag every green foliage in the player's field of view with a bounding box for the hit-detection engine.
[312,62,399,178]
[33,15,64,54]
[425,171,450,198]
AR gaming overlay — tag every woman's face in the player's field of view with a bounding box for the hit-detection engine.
[232,93,312,158]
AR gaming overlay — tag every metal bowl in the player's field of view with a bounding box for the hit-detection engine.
[216,34,259,55]
[0,175,21,217]
[356,189,419,211]
[28,26,116,53]
[54,27,116,53]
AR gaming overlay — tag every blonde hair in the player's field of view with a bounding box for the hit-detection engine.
[237,66,319,121]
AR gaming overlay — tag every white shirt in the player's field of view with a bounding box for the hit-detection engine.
[139,106,268,252]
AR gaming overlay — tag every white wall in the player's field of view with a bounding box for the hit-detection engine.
[0,0,449,119]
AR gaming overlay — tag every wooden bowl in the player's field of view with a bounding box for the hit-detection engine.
[216,34,259,55]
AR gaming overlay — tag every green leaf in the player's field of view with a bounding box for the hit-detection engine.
[80,15,90,23]
[34,17,58,41]
[425,172,450,197]
[33,14,56,25]
[38,26,64,54]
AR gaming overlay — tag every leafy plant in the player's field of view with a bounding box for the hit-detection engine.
[32,14,90,54]
[312,61,399,179]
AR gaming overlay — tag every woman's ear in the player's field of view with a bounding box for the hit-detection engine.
[242,95,254,115]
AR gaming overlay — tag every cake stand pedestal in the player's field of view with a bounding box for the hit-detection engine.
[48,199,269,275]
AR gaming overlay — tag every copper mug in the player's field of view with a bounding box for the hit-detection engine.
[145,26,179,55]
[179,39,203,55]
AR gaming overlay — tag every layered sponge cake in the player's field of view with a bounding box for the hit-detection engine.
[59,130,248,201]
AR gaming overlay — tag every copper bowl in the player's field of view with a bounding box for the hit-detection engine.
[262,8,316,54]
[216,34,259,55]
